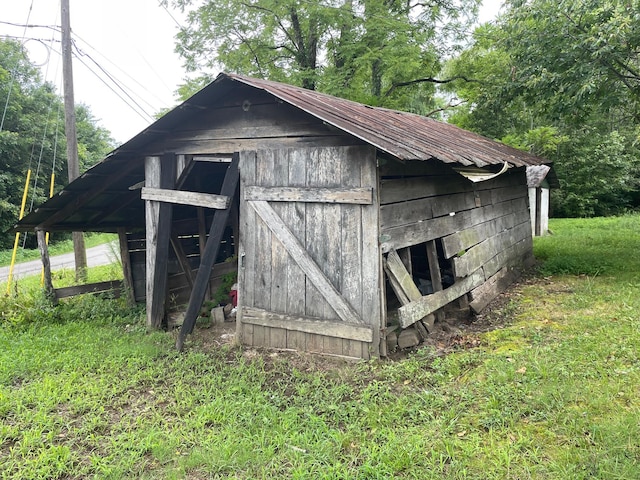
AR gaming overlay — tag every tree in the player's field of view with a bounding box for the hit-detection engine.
[0,39,114,248]
[444,0,640,217]
[163,0,479,113]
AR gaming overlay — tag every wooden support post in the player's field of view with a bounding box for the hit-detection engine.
[398,247,412,276]
[170,234,195,289]
[117,227,136,307]
[145,153,175,329]
[36,229,57,305]
[176,153,240,351]
[426,240,445,323]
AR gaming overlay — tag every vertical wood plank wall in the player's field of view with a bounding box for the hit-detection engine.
[238,146,381,359]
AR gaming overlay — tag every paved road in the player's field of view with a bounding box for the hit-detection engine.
[0,242,120,283]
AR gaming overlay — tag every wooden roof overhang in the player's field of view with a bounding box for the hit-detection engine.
[14,73,549,233]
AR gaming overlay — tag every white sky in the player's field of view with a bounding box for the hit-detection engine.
[1,0,504,144]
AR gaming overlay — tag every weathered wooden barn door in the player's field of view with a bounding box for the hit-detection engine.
[238,145,381,359]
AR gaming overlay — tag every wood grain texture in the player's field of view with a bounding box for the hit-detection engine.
[244,186,372,204]
[385,249,422,302]
[398,270,485,328]
[141,187,229,210]
[249,200,363,324]
[242,307,373,342]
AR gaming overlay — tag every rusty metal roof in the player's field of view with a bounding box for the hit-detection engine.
[224,73,547,168]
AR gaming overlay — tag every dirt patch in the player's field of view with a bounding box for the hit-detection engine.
[183,272,534,370]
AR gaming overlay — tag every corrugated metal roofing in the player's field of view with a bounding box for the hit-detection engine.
[224,73,547,168]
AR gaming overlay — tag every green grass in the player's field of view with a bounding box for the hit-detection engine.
[0,232,117,267]
[1,215,640,478]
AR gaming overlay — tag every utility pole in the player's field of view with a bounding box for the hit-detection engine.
[61,0,87,281]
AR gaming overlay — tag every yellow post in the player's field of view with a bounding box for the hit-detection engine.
[7,170,32,294]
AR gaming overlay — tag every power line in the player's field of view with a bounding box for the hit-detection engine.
[71,45,156,123]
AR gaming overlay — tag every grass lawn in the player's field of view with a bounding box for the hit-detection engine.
[1,215,639,479]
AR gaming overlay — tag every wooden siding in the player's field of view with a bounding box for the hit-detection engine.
[125,231,237,308]
[380,161,533,323]
[238,146,381,359]
[146,88,365,156]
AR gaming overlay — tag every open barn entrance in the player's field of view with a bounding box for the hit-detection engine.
[125,154,240,330]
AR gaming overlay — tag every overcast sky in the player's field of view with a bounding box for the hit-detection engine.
[1,0,504,144]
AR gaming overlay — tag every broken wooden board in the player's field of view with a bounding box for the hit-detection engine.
[398,270,485,328]
[384,249,422,303]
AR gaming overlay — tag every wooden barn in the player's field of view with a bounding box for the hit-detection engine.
[16,73,549,359]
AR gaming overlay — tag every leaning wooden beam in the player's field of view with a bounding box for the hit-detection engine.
[170,234,195,289]
[145,153,175,329]
[176,154,240,351]
[141,187,230,210]
[398,270,485,328]
[384,249,421,304]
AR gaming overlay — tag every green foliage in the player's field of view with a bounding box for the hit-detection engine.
[0,39,115,249]
[445,0,640,217]
[164,0,479,113]
[2,216,640,478]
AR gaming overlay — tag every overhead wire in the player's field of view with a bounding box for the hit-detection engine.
[0,1,35,133]
[71,45,156,123]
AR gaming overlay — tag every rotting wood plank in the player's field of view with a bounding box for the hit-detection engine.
[176,154,240,351]
[385,249,422,302]
[285,148,307,350]
[398,270,485,328]
[381,197,528,253]
[141,187,230,210]
[268,150,289,322]
[380,175,470,205]
[157,135,363,156]
[426,240,445,323]
[383,258,412,306]
[55,280,123,299]
[360,146,382,357]
[248,200,364,325]
[452,221,531,278]
[242,307,373,342]
[145,153,175,329]
[244,186,372,204]
[441,211,517,258]
[469,267,518,314]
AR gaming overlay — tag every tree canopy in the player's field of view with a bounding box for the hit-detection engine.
[164,0,479,114]
[0,39,114,247]
[445,0,640,217]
